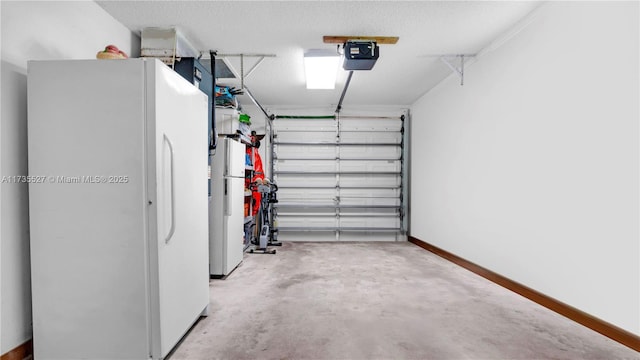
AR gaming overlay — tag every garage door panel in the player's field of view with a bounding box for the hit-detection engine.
[277,231,340,242]
[278,215,337,229]
[339,160,401,173]
[339,197,400,207]
[278,188,336,203]
[339,188,400,207]
[276,210,336,217]
[275,144,336,160]
[339,174,401,188]
[340,145,401,160]
[274,119,336,131]
[275,131,335,144]
[275,159,336,173]
[339,216,400,229]
[340,131,401,144]
[273,174,336,188]
[339,188,400,198]
[339,208,399,216]
[338,232,399,241]
[339,119,402,132]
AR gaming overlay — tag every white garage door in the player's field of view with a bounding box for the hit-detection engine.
[271,113,407,242]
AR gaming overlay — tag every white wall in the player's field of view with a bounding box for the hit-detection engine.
[410,2,638,335]
[0,1,139,354]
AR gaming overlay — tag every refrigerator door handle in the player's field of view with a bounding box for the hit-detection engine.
[224,139,230,176]
[164,134,176,244]
[224,178,231,216]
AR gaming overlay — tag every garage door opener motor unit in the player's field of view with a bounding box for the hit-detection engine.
[343,41,379,70]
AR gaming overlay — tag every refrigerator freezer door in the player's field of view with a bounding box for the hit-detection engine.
[225,137,246,178]
[149,60,210,359]
[28,59,210,360]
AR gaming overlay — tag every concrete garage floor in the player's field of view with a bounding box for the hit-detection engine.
[170,242,638,360]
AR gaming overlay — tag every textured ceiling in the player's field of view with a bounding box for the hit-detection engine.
[97,1,541,108]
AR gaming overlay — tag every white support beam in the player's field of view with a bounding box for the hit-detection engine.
[439,54,475,86]
[245,57,266,79]
[200,52,276,90]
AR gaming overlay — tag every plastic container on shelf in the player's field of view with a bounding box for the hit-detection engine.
[239,113,251,124]
[238,122,251,138]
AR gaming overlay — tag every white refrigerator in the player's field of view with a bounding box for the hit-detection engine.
[210,137,246,277]
[27,59,210,360]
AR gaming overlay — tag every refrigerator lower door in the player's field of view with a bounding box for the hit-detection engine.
[210,137,245,277]
[223,176,245,274]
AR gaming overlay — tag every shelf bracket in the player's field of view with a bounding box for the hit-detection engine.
[439,54,475,86]
[201,51,276,120]
[245,56,266,79]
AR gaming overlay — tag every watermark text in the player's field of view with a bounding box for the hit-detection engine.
[1,175,130,184]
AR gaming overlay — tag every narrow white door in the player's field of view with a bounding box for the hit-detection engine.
[148,60,210,358]
[224,176,246,273]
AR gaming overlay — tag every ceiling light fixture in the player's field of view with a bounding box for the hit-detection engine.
[303,49,340,89]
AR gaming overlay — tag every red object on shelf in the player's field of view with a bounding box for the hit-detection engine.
[246,145,264,217]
